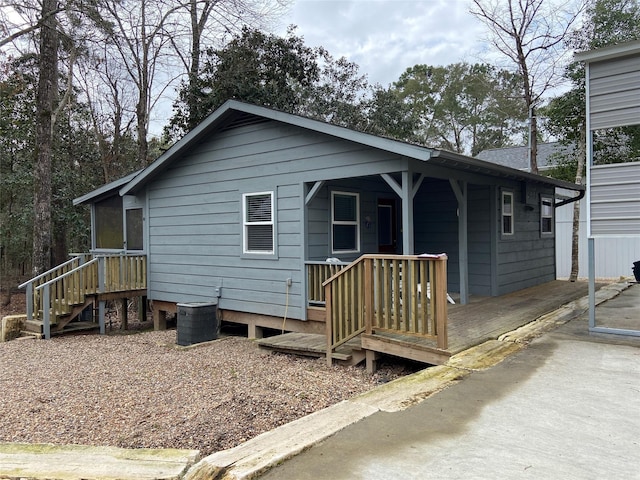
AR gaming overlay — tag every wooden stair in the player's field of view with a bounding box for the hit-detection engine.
[26,297,97,335]
[257,332,366,366]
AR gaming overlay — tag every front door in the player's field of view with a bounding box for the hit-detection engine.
[377,198,397,253]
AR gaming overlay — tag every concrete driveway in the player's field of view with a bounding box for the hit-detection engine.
[259,284,640,480]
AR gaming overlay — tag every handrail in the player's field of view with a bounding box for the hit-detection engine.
[34,258,99,290]
[18,256,80,289]
[19,255,85,320]
[324,254,448,365]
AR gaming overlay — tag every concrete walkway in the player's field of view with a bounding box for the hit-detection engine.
[257,282,640,480]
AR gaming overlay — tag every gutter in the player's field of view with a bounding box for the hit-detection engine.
[554,188,585,209]
[430,150,585,192]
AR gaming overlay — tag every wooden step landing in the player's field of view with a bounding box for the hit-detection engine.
[361,332,452,366]
[257,332,364,365]
[24,320,99,336]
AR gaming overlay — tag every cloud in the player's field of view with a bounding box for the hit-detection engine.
[278,0,487,86]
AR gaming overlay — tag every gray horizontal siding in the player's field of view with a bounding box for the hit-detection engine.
[590,162,640,236]
[414,179,460,291]
[306,176,398,262]
[467,185,493,296]
[496,183,556,295]
[589,55,640,129]
[146,120,407,318]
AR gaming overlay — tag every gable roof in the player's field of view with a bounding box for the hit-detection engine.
[119,100,434,196]
[475,142,576,172]
[73,100,583,204]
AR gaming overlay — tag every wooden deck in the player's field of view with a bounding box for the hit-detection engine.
[445,280,593,353]
[259,280,593,366]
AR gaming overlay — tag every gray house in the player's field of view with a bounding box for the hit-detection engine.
[74,100,583,337]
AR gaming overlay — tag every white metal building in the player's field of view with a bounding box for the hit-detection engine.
[575,40,640,336]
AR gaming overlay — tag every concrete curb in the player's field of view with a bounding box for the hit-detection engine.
[185,280,633,480]
[183,401,378,480]
[0,443,200,480]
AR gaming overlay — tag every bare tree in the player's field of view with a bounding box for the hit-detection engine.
[470,0,584,173]
[76,48,138,183]
[94,0,290,166]
[95,1,182,167]
[0,1,63,49]
[169,0,290,132]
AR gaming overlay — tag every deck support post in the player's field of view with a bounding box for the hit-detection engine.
[153,308,167,331]
[248,321,264,339]
[138,297,147,323]
[120,298,128,330]
[98,300,106,334]
[365,350,381,374]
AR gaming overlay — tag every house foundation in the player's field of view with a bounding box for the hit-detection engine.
[151,301,326,339]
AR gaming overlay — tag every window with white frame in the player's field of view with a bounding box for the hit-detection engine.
[243,192,274,254]
[541,196,554,235]
[501,191,514,235]
[331,191,360,253]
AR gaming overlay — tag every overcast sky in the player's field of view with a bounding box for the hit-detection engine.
[276,0,488,87]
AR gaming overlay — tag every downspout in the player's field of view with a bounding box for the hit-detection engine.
[554,189,585,209]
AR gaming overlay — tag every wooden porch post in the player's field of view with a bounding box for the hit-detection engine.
[434,258,448,350]
[98,256,106,334]
[450,179,469,305]
[364,257,379,373]
[26,283,33,320]
[42,284,51,339]
[402,170,414,254]
[325,283,333,366]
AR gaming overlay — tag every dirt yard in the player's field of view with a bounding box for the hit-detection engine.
[0,294,414,457]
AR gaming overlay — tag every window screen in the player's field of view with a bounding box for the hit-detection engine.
[502,191,514,235]
[244,192,274,254]
[541,196,554,235]
[95,196,123,249]
[126,208,144,250]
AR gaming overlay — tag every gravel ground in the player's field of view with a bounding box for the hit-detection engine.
[0,327,413,456]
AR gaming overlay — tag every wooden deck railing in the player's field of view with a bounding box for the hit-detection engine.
[20,253,147,339]
[305,261,350,304]
[324,254,448,364]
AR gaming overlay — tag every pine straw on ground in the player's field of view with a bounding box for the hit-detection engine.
[0,326,414,457]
